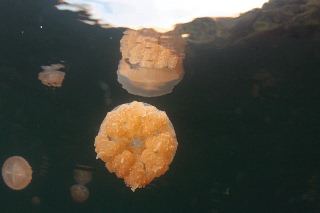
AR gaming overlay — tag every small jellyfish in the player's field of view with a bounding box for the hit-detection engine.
[98,81,113,106]
[235,107,242,115]
[95,101,178,191]
[70,184,89,203]
[31,196,41,205]
[38,64,65,87]
[117,29,185,97]
[73,165,93,185]
[2,156,33,190]
[39,155,50,177]
[264,116,272,123]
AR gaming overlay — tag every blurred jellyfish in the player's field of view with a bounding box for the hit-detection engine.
[251,69,281,98]
[73,165,93,185]
[208,182,230,211]
[31,196,41,205]
[95,101,178,191]
[235,107,242,115]
[70,184,89,203]
[264,116,272,123]
[306,174,320,212]
[98,81,113,106]
[38,64,65,87]
[117,29,186,97]
[2,156,33,190]
[39,155,50,177]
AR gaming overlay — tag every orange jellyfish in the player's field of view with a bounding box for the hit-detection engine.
[117,29,186,97]
[38,64,65,87]
[2,156,33,190]
[70,184,89,203]
[95,101,178,191]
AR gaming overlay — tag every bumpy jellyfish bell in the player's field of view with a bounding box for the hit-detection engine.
[95,101,178,191]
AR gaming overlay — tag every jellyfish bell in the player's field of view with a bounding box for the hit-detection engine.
[117,29,185,97]
[39,155,50,177]
[73,165,93,185]
[95,101,178,192]
[31,196,41,205]
[38,64,65,87]
[70,184,89,203]
[2,156,33,190]
[98,81,113,106]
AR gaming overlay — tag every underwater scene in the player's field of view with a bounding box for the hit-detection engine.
[0,0,320,212]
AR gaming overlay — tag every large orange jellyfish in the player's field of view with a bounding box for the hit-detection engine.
[117,29,186,97]
[38,64,65,87]
[95,101,178,191]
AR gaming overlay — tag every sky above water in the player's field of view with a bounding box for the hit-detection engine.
[56,0,268,31]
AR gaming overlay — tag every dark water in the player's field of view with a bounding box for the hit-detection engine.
[0,0,320,212]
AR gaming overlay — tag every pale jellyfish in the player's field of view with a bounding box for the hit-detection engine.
[38,155,50,177]
[2,156,33,190]
[31,196,41,205]
[73,165,93,185]
[117,29,185,97]
[98,81,113,106]
[95,101,178,191]
[38,64,65,87]
[70,184,89,203]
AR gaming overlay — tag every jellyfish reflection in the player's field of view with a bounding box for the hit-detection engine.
[73,165,93,185]
[95,101,178,191]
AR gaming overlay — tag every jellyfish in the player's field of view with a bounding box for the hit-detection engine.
[98,81,113,106]
[117,29,186,97]
[38,64,65,87]
[95,101,178,191]
[70,184,89,203]
[73,165,93,185]
[39,155,50,177]
[2,156,33,190]
[31,196,41,205]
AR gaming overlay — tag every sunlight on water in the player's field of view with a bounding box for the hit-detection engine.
[56,0,267,32]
